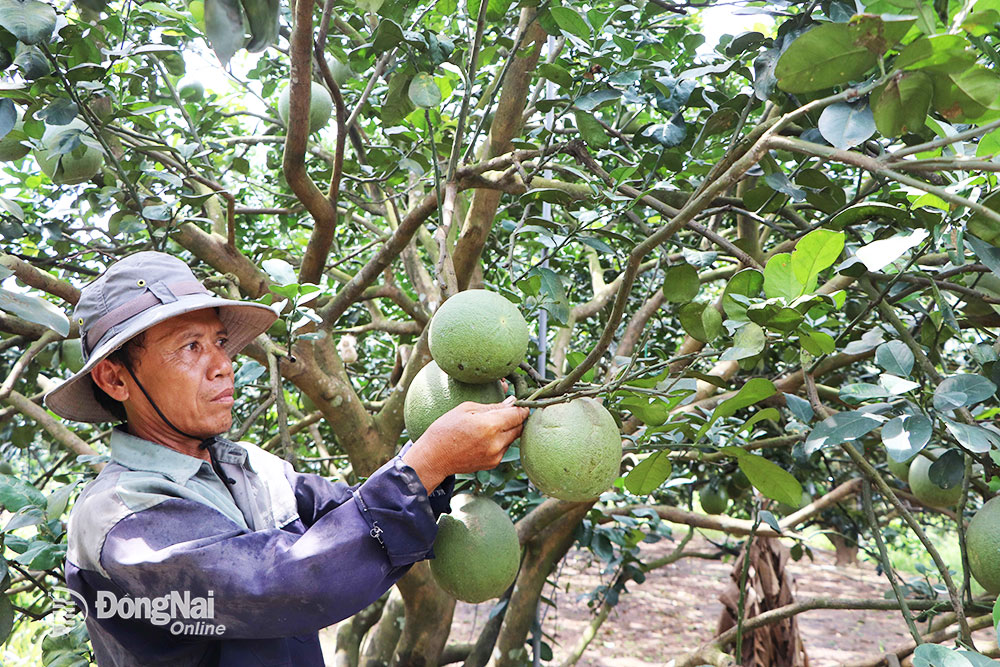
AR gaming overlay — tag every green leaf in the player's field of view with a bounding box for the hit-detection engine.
[408,73,441,108]
[0,595,12,645]
[928,449,964,489]
[738,453,803,507]
[839,383,890,405]
[896,35,974,72]
[968,192,1000,245]
[548,7,591,41]
[528,266,570,326]
[0,0,55,44]
[763,253,808,301]
[203,0,245,66]
[933,374,998,411]
[0,473,46,512]
[382,73,415,125]
[817,101,875,149]
[828,202,911,230]
[624,451,672,495]
[537,63,573,89]
[661,263,700,303]
[261,258,297,286]
[677,302,722,343]
[4,506,43,531]
[13,540,65,570]
[882,414,932,462]
[640,120,686,147]
[875,340,914,377]
[45,481,76,519]
[0,287,70,336]
[855,228,930,272]
[371,20,404,52]
[805,411,882,455]
[931,67,1000,122]
[871,71,932,137]
[790,229,844,288]
[942,416,1000,453]
[966,234,1000,278]
[739,407,780,434]
[746,301,804,332]
[467,0,512,22]
[722,268,764,320]
[573,111,609,148]
[720,322,766,362]
[775,22,879,94]
[697,377,776,440]
[799,328,836,356]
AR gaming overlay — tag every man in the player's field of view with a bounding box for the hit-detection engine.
[44,252,528,666]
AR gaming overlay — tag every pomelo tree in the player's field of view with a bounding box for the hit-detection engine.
[1,0,1000,665]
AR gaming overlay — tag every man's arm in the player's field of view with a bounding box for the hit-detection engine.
[95,452,433,639]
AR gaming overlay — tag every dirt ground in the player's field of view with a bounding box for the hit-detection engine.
[446,535,990,667]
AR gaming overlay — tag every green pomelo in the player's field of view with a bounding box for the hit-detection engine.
[886,455,914,483]
[428,289,529,384]
[967,496,1000,593]
[325,56,353,86]
[277,82,333,134]
[0,461,13,475]
[700,484,729,515]
[0,111,28,162]
[726,468,751,498]
[177,75,205,101]
[34,119,104,185]
[520,398,622,501]
[908,452,963,508]
[429,495,521,603]
[61,339,85,373]
[404,361,504,440]
[777,490,811,515]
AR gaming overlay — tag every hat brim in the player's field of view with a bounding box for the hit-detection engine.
[44,294,278,423]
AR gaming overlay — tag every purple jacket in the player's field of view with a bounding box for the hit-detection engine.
[65,429,453,666]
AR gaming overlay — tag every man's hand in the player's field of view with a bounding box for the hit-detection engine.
[402,396,529,493]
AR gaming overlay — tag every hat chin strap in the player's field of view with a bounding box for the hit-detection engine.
[122,363,217,451]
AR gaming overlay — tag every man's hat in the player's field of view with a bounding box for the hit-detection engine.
[44,252,278,423]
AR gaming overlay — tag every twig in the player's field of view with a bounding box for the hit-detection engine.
[862,480,922,644]
[0,331,60,401]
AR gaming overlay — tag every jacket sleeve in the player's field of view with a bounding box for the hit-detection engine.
[98,453,449,639]
[288,442,455,528]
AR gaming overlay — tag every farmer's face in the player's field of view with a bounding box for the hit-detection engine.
[124,309,235,443]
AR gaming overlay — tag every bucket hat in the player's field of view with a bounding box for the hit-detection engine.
[44,252,278,423]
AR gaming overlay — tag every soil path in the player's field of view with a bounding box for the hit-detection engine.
[447,535,933,666]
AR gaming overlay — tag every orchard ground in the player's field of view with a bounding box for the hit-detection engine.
[323,528,997,666]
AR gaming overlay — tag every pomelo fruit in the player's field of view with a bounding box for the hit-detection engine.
[0,461,13,475]
[177,75,205,101]
[429,494,520,603]
[277,81,333,134]
[404,360,504,440]
[61,339,85,373]
[700,484,729,515]
[520,397,622,501]
[0,108,29,162]
[908,451,963,508]
[966,496,1000,593]
[726,468,751,498]
[886,455,915,483]
[325,55,353,86]
[428,289,529,384]
[34,119,104,185]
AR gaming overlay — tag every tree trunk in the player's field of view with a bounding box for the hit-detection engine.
[717,537,808,667]
[391,562,457,667]
[487,503,592,667]
[334,595,389,667]
[362,588,405,667]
